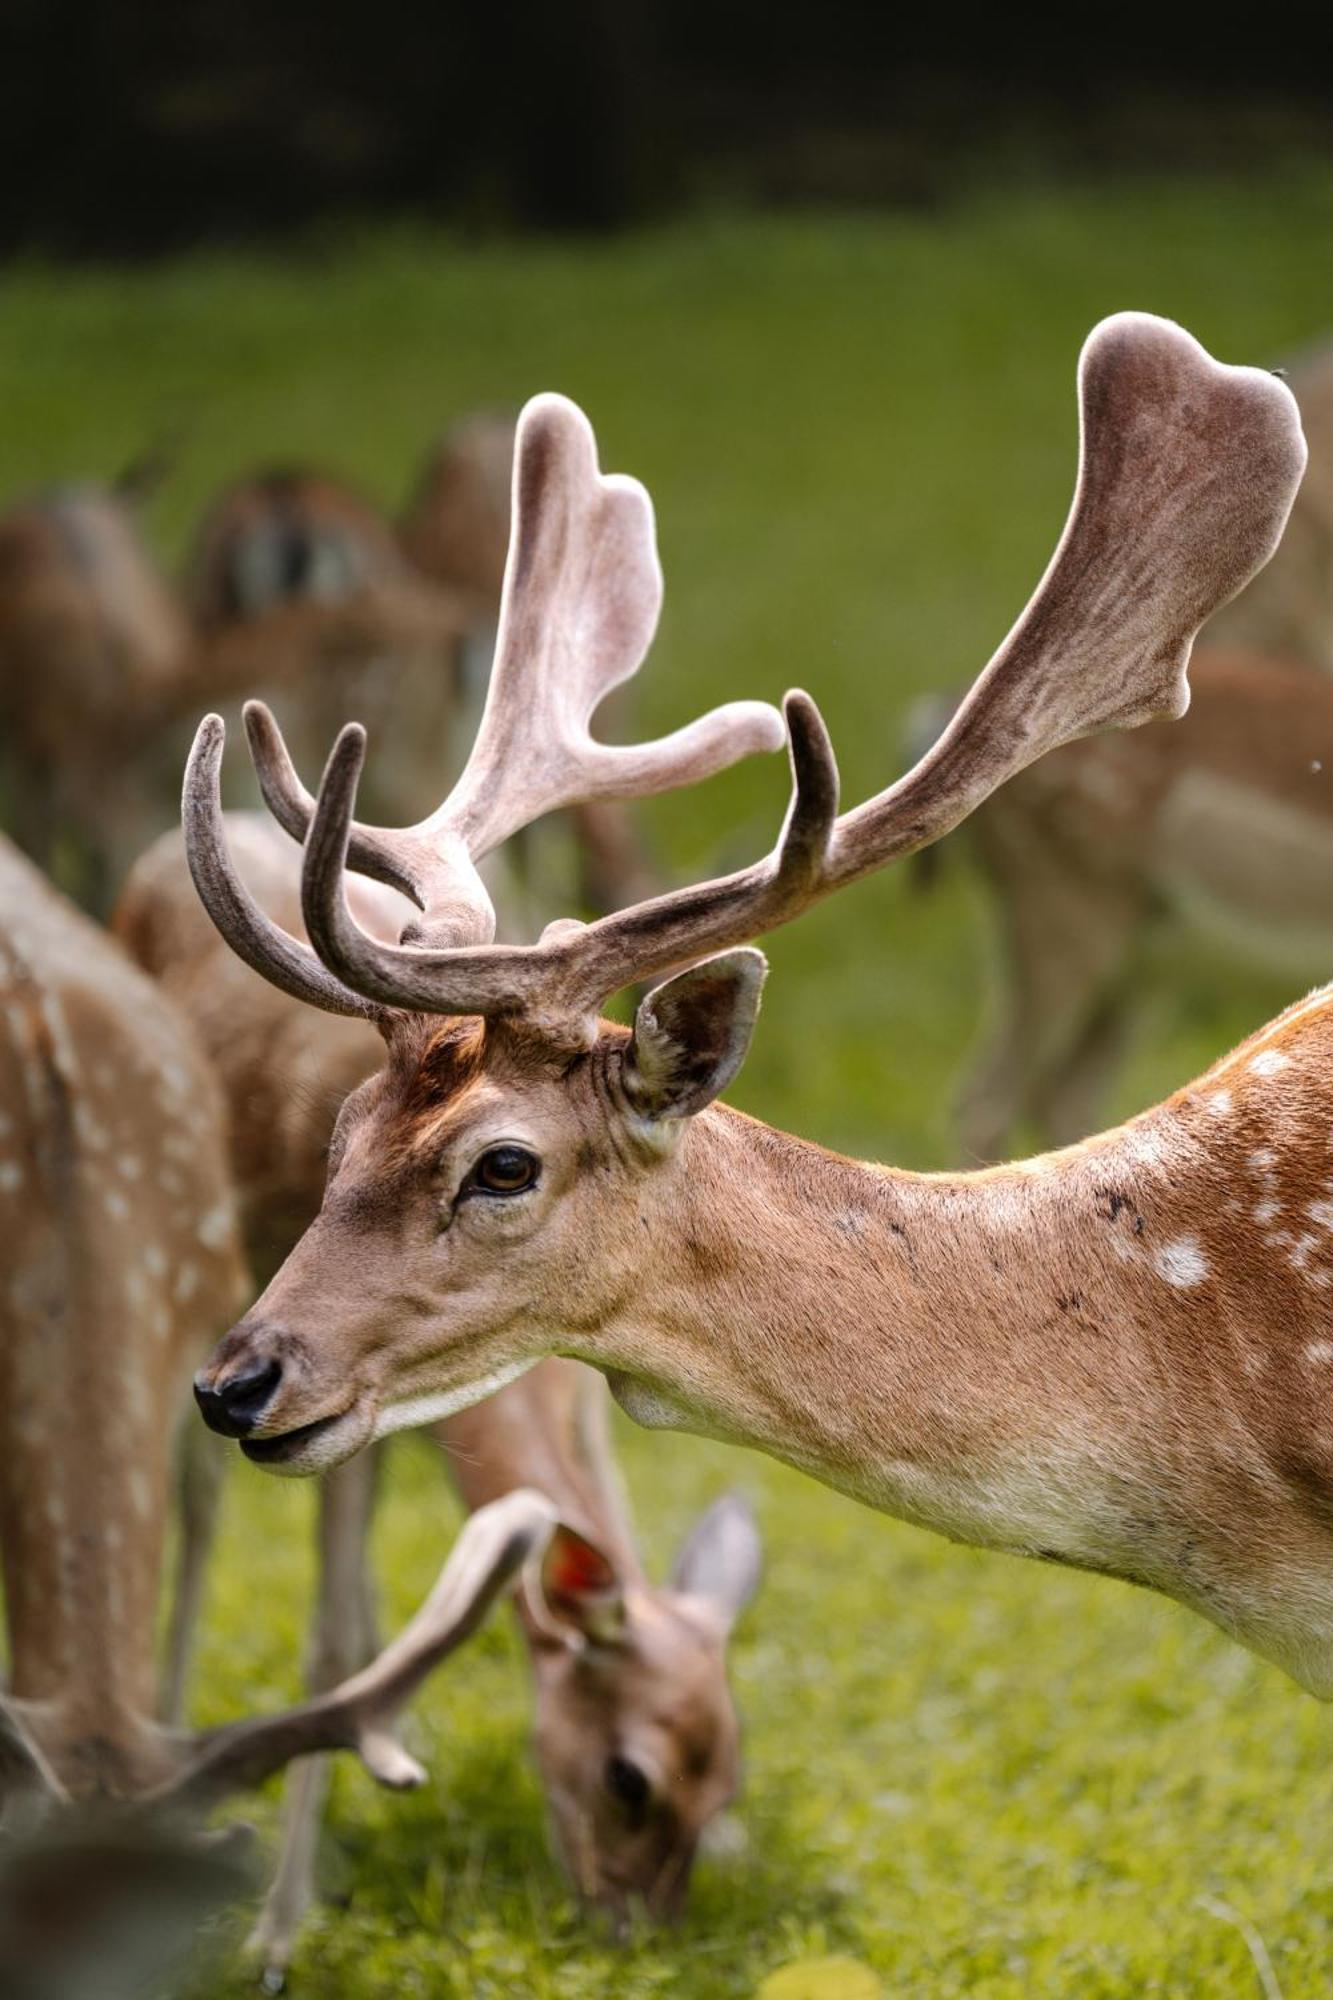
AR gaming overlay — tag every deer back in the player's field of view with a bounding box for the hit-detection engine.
[0,487,187,754]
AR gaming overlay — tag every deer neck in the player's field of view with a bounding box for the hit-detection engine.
[434,1359,643,1583]
[592,1102,1227,1582]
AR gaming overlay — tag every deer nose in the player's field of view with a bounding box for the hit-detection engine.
[194,1357,283,1438]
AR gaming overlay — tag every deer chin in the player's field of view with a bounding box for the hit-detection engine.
[240,1400,374,1477]
[369,1359,540,1443]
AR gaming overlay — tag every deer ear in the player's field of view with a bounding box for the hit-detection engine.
[670,1493,763,1631]
[537,1524,628,1646]
[625,949,766,1122]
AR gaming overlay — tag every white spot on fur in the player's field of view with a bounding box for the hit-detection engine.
[1206,1091,1233,1118]
[102,1188,130,1221]
[197,1199,234,1251]
[0,1161,22,1193]
[1250,1148,1277,1174]
[1124,1125,1169,1168]
[1253,1199,1280,1225]
[1250,1050,1291,1077]
[1153,1238,1209,1289]
[1309,1200,1333,1231]
[1307,1342,1333,1365]
[1291,1234,1320,1271]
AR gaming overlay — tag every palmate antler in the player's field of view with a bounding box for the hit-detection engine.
[185,314,1307,1028]
[183,394,786,1021]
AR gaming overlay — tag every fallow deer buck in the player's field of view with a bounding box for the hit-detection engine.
[188,315,1333,1712]
[117,815,761,1952]
[0,828,557,1825]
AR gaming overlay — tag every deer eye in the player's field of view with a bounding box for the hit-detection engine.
[604,1754,651,1815]
[465,1144,540,1197]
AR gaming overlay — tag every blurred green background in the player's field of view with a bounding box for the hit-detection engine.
[6,170,1333,1995]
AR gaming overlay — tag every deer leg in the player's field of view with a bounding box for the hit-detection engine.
[1029,968,1146,1149]
[248,1446,382,1984]
[159,1417,228,1725]
[957,811,1147,1162]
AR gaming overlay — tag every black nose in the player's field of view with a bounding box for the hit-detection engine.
[194,1358,283,1438]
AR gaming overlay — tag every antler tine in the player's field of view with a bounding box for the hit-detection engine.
[182,715,385,1022]
[434,394,786,857]
[244,700,470,915]
[153,1490,556,1812]
[298,684,840,1021]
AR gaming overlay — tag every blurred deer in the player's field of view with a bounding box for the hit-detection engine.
[0,468,479,914]
[0,828,555,1871]
[186,413,653,927]
[925,341,1333,1158]
[946,648,1333,1158]
[116,814,762,1966]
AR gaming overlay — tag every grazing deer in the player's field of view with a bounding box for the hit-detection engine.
[0,828,555,1825]
[940,645,1333,1159]
[185,316,1333,1715]
[0,480,476,912]
[119,808,762,1955]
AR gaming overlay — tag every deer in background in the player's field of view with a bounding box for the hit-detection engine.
[941,646,1333,1159]
[0,831,556,1829]
[182,315,1333,1733]
[117,808,762,1967]
[0,460,483,914]
[918,341,1333,1159]
[187,412,654,927]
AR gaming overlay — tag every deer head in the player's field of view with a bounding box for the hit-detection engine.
[185,315,1306,1472]
[520,1495,760,1921]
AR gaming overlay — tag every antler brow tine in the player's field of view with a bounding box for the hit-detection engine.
[181,714,385,1021]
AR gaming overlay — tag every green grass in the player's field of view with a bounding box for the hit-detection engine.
[7,172,1333,1995]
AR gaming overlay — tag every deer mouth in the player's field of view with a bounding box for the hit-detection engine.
[240,1403,366,1475]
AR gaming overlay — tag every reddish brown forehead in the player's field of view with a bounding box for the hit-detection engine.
[384,1011,624,1104]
